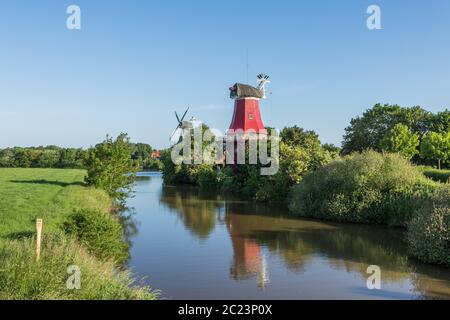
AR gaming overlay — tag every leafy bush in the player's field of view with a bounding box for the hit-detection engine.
[64,209,128,263]
[0,235,157,300]
[84,133,138,206]
[254,171,290,202]
[216,166,235,192]
[196,166,218,190]
[289,151,438,225]
[160,149,189,185]
[407,186,450,266]
[240,165,263,197]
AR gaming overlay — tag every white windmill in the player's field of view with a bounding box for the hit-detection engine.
[169,107,202,144]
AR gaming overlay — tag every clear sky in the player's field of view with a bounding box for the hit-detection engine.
[1,0,450,149]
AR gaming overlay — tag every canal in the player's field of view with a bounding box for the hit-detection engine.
[125,172,450,299]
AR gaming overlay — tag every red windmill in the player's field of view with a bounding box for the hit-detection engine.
[228,74,270,137]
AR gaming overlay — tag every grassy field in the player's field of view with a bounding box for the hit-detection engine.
[0,168,157,299]
[0,168,88,237]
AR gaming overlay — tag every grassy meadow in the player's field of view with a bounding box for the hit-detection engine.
[0,168,157,300]
[0,168,89,237]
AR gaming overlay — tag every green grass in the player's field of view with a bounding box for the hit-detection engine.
[0,168,88,237]
[0,168,157,300]
[419,166,450,184]
[0,235,157,300]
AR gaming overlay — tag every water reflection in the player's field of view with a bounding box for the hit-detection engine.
[160,187,220,240]
[157,183,450,299]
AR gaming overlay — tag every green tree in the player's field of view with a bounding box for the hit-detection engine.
[0,148,15,167]
[380,123,420,159]
[252,127,337,202]
[420,131,450,170]
[130,143,152,161]
[342,104,431,154]
[84,133,138,206]
[280,126,321,149]
[129,143,163,170]
[322,143,340,156]
[14,148,39,168]
[162,123,217,185]
[36,149,60,168]
[430,109,450,133]
[58,148,85,168]
[280,126,335,169]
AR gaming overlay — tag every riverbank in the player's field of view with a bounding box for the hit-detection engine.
[0,168,157,299]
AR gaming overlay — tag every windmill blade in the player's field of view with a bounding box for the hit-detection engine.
[180,107,190,122]
[175,111,181,124]
[169,125,181,141]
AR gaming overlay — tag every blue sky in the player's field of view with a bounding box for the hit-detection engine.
[1,0,450,149]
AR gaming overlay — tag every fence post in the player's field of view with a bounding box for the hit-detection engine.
[36,218,43,262]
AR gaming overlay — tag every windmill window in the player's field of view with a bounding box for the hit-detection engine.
[248,113,254,120]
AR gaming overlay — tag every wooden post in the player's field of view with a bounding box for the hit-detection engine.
[36,219,43,262]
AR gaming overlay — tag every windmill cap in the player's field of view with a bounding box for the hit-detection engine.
[229,83,263,99]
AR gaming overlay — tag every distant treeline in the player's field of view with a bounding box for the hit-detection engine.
[0,143,162,170]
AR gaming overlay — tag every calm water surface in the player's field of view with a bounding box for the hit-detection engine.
[125,172,450,299]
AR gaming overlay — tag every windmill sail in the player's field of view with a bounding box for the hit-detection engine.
[170,107,190,142]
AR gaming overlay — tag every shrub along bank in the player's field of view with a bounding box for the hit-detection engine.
[407,186,450,265]
[288,151,439,226]
[63,209,129,263]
